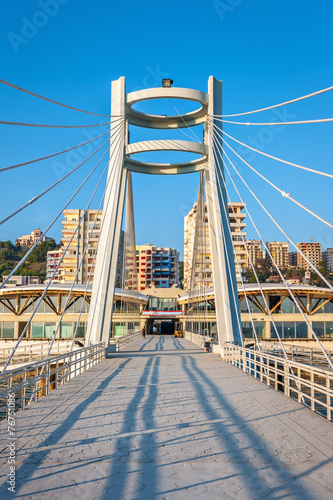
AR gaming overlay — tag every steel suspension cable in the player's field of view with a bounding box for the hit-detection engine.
[216,135,333,290]
[28,189,111,393]
[2,124,125,371]
[211,125,333,230]
[84,127,126,344]
[45,158,113,359]
[214,85,333,118]
[207,135,244,342]
[168,99,201,143]
[211,132,299,357]
[70,211,104,350]
[212,125,333,179]
[27,153,114,395]
[0,121,124,289]
[215,137,333,369]
[0,121,124,226]
[0,127,119,173]
[70,146,124,349]
[214,117,333,126]
[211,131,320,389]
[0,118,120,129]
[211,143,305,399]
[209,136,260,350]
[0,78,116,118]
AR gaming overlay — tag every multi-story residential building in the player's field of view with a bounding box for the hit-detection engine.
[266,241,289,268]
[58,209,102,284]
[58,209,127,287]
[46,250,64,283]
[322,248,333,272]
[16,229,52,248]
[183,202,246,291]
[245,240,263,268]
[297,242,321,270]
[136,244,180,290]
[289,251,298,267]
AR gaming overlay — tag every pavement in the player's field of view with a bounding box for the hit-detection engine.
[0,335,333,499]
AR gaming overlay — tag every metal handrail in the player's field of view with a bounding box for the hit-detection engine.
[0,342,105,417]
[185,331,211,347]
[222,344,333,421]
[0,340,74,365]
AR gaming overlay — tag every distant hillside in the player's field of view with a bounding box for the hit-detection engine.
[0,239,59,281]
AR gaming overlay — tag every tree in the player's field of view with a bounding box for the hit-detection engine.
[26,239,58,263]
[0,248,11,261]
[311,260,330,287]
[3,241,14,251]
[179,261,184,288]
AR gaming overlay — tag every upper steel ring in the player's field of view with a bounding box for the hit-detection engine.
[126,87,209,129]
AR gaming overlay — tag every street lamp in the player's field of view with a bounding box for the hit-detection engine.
[162,79,173,88]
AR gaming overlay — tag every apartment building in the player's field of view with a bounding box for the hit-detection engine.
[183,201,246,291]
[289,251,298,267]
[136,244,180,290]
[323,248,333,272]
[58,209,102,284]
[297,242,321,270]
[266,241,289,268]
[245,240,263,268]
[46,249,64,283]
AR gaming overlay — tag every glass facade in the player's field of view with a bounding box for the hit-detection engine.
[1,322,15,338]
[241,321,265,338]
[147,297,178,311]
[312,321,333,338]
[30,321,88,339]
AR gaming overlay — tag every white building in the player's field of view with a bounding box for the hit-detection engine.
[184,201,246,291]
[46,249,64,283]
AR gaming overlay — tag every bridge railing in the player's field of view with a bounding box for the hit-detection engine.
[184,331,211,348]
[0,342,105,420]
[221,344,333,421]
[114,331,142,350]
[0,340,74,366]
[259,342,333,368]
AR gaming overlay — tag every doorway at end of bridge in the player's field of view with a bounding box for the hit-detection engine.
[147,319,175,335]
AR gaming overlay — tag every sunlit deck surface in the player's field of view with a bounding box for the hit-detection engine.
[1,336,333,499]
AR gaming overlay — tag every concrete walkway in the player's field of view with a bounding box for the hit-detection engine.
[1,335,333,499]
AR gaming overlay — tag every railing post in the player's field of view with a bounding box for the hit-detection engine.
[310,370,315,412]
[297,367,302,403]
[327,376,331,421]
[55,360,59,390]
[45,360,50,396]
[34,366,38,403]
[68,354,72,381]
[22,369,26,410]
[284,361,289,397]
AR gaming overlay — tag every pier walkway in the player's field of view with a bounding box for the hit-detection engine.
[1,335,333,499]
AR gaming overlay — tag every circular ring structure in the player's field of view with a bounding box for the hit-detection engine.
[126,87,208,129]
[125,139,208,175]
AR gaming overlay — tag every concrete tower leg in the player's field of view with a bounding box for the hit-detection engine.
[86,77,127,348]
[205,76,243,346]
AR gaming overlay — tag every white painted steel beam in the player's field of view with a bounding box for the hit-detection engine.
[87,76,243,348]
[205,77,243,346]
[86,77,127,348]
[126,87,208,129]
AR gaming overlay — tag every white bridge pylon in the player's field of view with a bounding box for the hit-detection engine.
[86,76,243,348]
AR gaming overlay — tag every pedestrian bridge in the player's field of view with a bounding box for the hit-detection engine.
[1,335,332,499]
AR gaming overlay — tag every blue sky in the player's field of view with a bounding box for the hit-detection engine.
[0,0,332,258]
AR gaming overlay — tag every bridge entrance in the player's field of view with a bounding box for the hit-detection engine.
[147,318,175,335]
